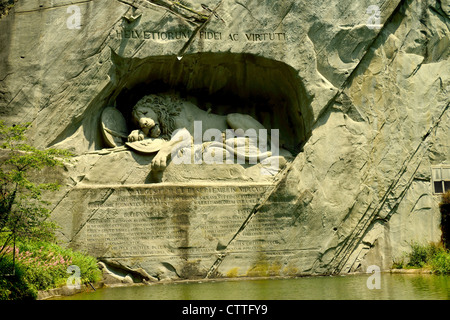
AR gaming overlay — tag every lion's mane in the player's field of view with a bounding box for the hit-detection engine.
[132,94,182,140]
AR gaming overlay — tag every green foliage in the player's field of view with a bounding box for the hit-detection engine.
[0,260,37,300]
[393,242,450,274]
[17,240,102,287]
[391,258,405,269]
[0,122,99,300]
[407,242,434,268]
[0,121,72,244]
[0,238,102,300]
[429,250,450,274]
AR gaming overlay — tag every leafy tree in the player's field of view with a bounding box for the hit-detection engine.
[0,121,72,264]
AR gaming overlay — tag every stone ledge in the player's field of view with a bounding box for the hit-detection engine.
[38,282,104,300]
[389,268,433,274]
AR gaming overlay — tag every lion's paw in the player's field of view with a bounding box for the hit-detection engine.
[151,151,168,171]
[128,130,145,142]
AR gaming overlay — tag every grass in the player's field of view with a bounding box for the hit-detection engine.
[392,242,450,274]
[393,192,450,274]
[0,238,102,300]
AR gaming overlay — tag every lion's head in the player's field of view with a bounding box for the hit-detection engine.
[131,94,182,140]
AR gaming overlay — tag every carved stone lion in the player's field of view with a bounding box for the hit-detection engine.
[127,94,269,170]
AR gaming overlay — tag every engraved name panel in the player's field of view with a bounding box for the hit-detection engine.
[79,184,272,258]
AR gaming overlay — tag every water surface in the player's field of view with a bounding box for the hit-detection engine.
[55,273,450,300]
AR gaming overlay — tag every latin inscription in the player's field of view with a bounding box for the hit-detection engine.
[113,29,287,42]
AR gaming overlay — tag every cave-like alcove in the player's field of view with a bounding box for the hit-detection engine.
[106,51,313,155]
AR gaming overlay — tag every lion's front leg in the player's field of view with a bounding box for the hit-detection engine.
[151,148,171,171]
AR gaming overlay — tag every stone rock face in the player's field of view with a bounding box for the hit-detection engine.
[1,0,448,280]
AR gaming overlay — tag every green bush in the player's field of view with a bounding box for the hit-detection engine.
[0,260,37,300]
[391,258,405,269]
[0,239,101,300]
[17,240,102,286]
[430,250,450,274]
[393,242,450,274]
[407,242,446,268]
[0,122,98,299]
[407,243,430,268]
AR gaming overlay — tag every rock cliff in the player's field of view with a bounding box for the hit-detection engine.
[0,0,448,278]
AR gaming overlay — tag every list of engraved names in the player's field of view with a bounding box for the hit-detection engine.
[84,185,272,257]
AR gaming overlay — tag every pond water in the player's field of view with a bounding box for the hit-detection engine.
[54,273,450,300]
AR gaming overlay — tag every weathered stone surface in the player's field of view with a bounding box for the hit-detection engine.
[1,0,401,153]
[1,0,448,280]
[51,183,273,279]
[263,0,450,274]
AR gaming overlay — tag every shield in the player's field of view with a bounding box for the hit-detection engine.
[125,138,167,154]
[101,107,128,148]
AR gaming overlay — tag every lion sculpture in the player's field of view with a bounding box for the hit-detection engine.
[126,94,287,172]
